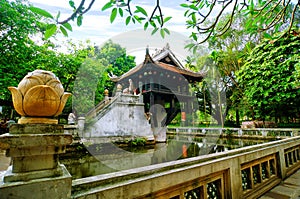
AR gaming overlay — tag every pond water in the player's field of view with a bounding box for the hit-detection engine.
[59,135,277,179]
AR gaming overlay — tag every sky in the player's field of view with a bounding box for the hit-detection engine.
[29,0,194,63]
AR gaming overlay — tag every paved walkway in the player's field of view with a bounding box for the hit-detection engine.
[260,170,300,199]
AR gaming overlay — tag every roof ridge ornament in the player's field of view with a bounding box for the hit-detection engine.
[152,43,171,58]
[144,45,154,64]
[165,43,170,50]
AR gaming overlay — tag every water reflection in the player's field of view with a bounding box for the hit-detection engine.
[60,136,275,179]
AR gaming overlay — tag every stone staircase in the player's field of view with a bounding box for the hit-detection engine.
[83,94,155,142]
[85,96,117,121]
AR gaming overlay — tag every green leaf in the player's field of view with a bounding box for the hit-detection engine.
[163,16,172,23]
[110,8,117,23]
[191,32,197,41]
[192,45,197,54]
[62,22,72,31]
[185,43,195,50]
[118,8,123,17]
[189,5,198,11]
[29,6,53,19]
[192,13,196,23]
[56,11,61,21]
[135,6,148,16]
[151,28,159,35]
[249,0,254,12]
[45,24,57,39]
[77,15,83,26]
[134,15,144,23]
[132,17,136,24]
[263,32,272,40]
[184,10,190,17]
[60,26,68,37]
[102,2,113,11]
[144,22,149,30]
[160,28,165,38]
[126,16,131,25]
[69,0,76,9]
[150,21,157,28]
[245,19,253,29]
[164,28,170,35]
[180,3,189,8]
[199,1,205,9]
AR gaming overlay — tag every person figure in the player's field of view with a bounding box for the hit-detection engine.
[68,112,76,125]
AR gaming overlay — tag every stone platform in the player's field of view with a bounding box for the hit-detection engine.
[85,94,156,142]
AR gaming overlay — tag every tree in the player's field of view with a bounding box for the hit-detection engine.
[30,0,299,44]
[237,32,300,122]
[94,40,136,99]
[0,0,45,117]
[0,0,135,119]
[72,40,136,116]
[0,0,94,118]
[188,12,259,126]
[72,57,106,116]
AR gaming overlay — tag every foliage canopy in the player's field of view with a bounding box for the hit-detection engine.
[237,32,300,120]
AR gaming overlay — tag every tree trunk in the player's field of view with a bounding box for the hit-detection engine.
[218,91,224,128]
[236,108,240,127]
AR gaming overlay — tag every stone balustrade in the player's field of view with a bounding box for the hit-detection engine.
[71,136,300,199]
[167,127,300,137]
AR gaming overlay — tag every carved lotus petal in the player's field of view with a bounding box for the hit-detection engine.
[18,75,44,96]
[46,79,64,97]
[8,87,25,116]
[54,92,72,116]
[29,70,58,84]
[23,85,60,117]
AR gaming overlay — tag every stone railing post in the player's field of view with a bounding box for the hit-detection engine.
[104,89,109,103]
[116,84,122,96]
[0,70,73,199]
[77,116,86,138]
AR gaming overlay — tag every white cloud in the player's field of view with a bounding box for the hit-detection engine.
[29,0,192,56]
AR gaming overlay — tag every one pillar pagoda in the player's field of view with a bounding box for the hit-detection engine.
[110,44,205,141]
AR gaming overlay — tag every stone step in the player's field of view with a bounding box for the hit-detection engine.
[259,170,300,199]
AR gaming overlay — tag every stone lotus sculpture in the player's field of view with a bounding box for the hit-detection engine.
[8,70,71,124]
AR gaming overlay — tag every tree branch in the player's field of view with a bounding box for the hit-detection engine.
[82,0,96,15]
[195,0,233,35]
[287,3,298,33]
[198,0,217,24]
[258,0,291,31]
[58,0,95,24]
[126,0,133,16]
[216,0,238,37]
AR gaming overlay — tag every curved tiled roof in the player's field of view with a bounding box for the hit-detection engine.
[111,45,205,82]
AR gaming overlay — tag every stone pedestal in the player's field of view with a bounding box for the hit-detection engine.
[150,104,167,142]
[0,124,72,199]
[152,126,167,142]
